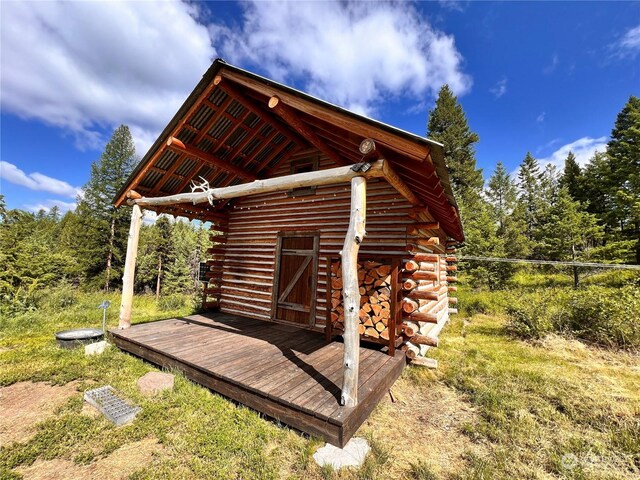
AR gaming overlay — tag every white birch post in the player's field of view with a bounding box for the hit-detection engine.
[340,176,367,407]
[118,204,142,329]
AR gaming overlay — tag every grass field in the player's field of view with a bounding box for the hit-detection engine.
[1,282,638,479]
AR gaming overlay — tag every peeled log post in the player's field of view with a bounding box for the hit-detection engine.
[340,176,367,407]
[119,204,142,329]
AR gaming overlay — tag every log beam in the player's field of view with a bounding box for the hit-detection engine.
[359,138,422,206]
[166,136,257,181]
[268,96,350,166]
[128,161,385,207]
[380,158,422,206]
[340,176,367,407]
[118,204,142,329]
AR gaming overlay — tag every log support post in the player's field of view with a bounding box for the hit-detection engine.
[340,176,367,407]
[118,204,142,329]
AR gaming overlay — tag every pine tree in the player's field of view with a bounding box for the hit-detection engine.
[486,162,517,232]
[163,221,201,295]
[538,188,603,285]
[517,152,542,242]
[582,152,613,222]
[154,216,172,297]
[75,125,136,290]
[559,152,583,202]
[426,85,483,197]
[426,85,489,284]
[607,95,640,262]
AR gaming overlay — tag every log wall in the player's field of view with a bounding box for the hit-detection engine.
[210,150,457,365]
[217,152,412,325]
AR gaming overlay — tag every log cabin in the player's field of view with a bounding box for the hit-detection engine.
[111,59,463,446]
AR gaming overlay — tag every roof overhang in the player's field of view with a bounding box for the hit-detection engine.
[115,59,464,241]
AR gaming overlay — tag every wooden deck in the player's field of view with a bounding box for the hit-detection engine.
[110,312,405,447]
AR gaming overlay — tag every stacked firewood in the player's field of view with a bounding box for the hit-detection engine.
[330,260,393,341]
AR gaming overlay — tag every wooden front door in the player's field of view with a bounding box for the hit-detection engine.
[272,231,320,326]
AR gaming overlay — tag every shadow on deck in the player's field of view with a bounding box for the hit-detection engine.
[110,312,405,447]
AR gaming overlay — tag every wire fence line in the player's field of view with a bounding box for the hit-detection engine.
[458,256,640,270]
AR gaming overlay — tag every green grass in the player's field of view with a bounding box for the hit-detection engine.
[429,312,639,479]
[1,284,639,479]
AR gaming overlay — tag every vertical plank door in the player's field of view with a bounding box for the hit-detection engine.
[272,231,320,326]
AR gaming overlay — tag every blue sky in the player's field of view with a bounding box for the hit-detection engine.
[1,1,638,214]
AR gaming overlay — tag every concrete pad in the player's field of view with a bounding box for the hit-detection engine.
[313,437,370,469]
[84,341,109,356]
[137,372,175,396]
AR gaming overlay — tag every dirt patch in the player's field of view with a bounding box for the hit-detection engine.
[15,438,162,480]
[0,381,79,445]
[361,373,485,476]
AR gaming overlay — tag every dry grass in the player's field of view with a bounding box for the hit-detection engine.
[15,438,162,480]
[0,382,79,445]
[359,375,484,478]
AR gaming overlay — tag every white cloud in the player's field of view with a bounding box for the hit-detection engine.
[543,53,559,75]
[142,209,159,225]
[1,1,471,155]
[490,77,507,98]
[536,112,546,123]
[0,160,81,197]
[612,24,640,58]
[539,136,608,169]
[24,199,77,214]
[0,1,215,154]
[438,1,466,12]
[210,1,471,116]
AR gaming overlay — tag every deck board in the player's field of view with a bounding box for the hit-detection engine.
[110,312,405,446]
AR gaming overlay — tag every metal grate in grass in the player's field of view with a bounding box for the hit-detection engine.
[84,386,141,426]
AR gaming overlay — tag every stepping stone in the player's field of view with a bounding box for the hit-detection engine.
[313,437,370,469]
[85,340,109,356]
[137,372,175,396]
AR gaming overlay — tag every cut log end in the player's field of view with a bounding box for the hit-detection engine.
[359,138,377,156]
[268,95,280,109]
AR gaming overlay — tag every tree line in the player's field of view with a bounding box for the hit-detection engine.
[0,125,210,308]
[427,90,639,288]
[1,94,637,304]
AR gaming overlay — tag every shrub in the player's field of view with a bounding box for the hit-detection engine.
[0,283,41,316]
[36,285,78,310]
[566,286,640,349]
[506,286,640,349]
[157,294,186,311]
[458,290,506,317]
[506,290,569,339]
[581,270,640,288]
